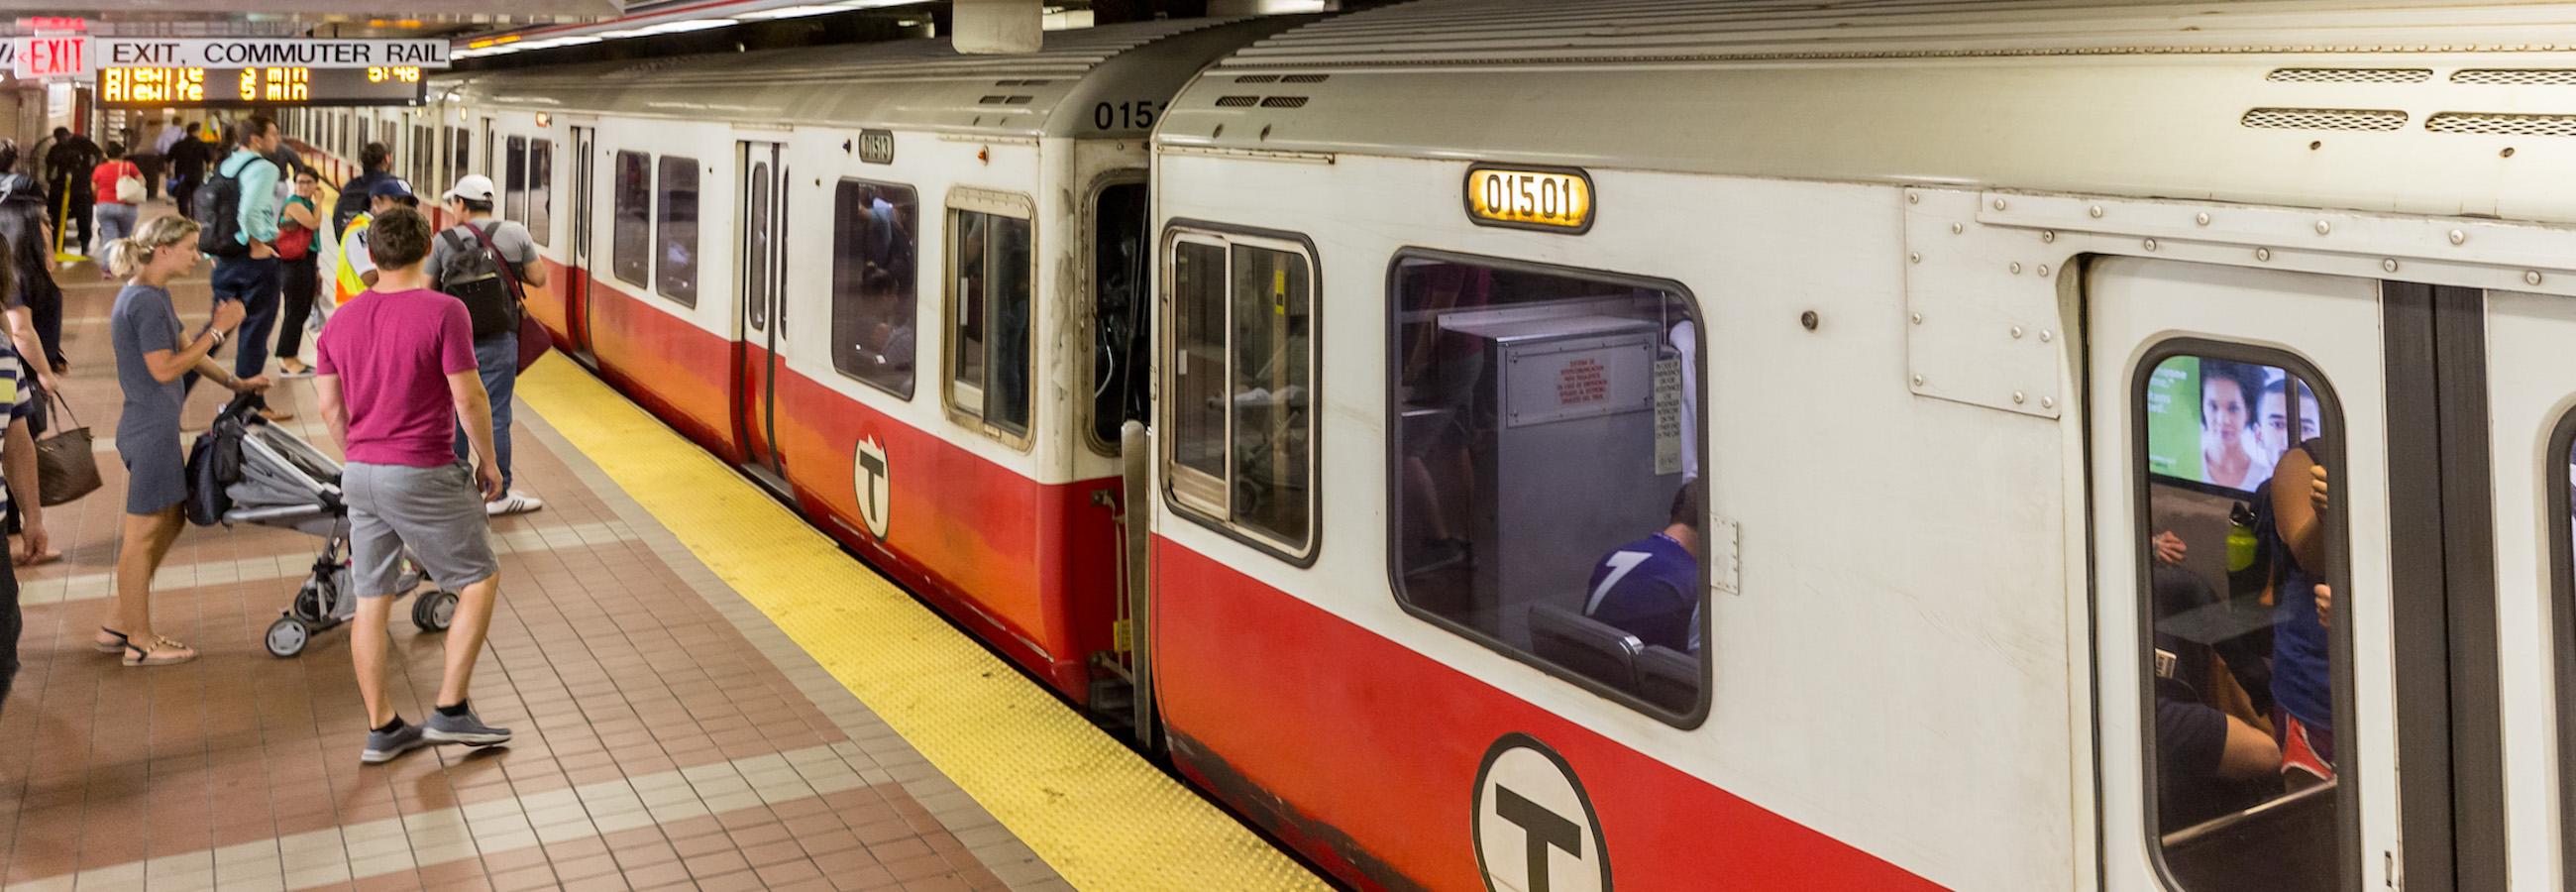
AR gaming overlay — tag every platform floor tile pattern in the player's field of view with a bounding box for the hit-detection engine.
[0,260,1068,890]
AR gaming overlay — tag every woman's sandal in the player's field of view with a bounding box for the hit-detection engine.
[93,627,129,654]
[122,635,198,667]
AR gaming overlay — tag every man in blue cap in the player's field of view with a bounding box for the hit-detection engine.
[336,177,418,301]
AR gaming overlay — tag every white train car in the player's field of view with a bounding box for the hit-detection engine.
[1146,1,2576,889]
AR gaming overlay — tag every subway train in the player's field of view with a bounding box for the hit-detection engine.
[288,1,2576,889]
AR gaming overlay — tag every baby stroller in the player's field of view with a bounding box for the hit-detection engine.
[187,393,461,657]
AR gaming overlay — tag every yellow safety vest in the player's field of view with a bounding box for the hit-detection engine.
[334,212,372,304]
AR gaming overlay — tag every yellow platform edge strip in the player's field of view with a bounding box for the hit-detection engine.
[516,359,1327,892]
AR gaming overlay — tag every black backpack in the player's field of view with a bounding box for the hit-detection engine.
[438,223,525,339]
[183,411,247,526]
[194,156,269,259]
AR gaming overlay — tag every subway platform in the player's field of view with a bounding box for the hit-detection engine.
[0,244,1321,891]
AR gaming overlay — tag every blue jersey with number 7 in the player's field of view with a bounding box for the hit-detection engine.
[1583,532,1700,653]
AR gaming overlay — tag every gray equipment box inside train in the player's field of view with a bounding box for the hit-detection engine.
[1437,312,1682,648]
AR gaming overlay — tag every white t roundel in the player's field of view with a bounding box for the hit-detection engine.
[852,436,890,539]
[1472,733,1610,892]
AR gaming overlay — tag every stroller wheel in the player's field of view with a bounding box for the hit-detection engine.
[412,591,459,632]
[293,578,331,623]
[266,617,309,658]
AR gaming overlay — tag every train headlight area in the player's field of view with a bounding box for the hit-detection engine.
[15,0,2576,888]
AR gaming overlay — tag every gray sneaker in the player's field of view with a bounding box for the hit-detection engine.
[361,721,429,764]
[424,707,512,747]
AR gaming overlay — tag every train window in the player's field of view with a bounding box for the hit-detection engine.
[1089,180,1149,452]
[611,151,650,287]
[2131,348,2345,892]
[828,179,921,398]
[2556,411,2576,884]
[527,140,551,248]
[504,136,528,225]
[945,203,1033,439]
[1386,253,1704,719]
[656,157,699,306]
[1162,230,1315,556]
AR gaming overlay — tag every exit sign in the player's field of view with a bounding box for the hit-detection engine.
[13,36,88,79]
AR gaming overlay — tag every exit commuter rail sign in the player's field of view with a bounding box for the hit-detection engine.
[4,38,448,80]
[104,39,447,69]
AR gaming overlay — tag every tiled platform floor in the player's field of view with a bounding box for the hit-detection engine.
[0,236,1063,891]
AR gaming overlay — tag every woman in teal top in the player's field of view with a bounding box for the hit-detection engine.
[274,166,322,377]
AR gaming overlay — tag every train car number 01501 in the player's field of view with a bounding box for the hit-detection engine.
[1466,167,1594,232]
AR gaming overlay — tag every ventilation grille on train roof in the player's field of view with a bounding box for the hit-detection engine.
[1260,96,1309,108]
[2424,111,2576,137]
[1216,95,1261,107]
[2450,68,2576,86]
[1234,73,1328,84]
[978,95,1035,105]
[2240,107,2408,132]
[1234,74,1280,83]
[2267,67,2429,83]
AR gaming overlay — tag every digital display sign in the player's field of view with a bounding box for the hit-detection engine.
[99,65,423,108]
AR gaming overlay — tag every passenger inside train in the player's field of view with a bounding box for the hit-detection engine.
[1581,478,1705,654]
[1386,255,1701,714]
[2140,352,2339,890]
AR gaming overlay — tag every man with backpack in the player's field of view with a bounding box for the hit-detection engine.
[427,174,544,516]
[166,123,211,220]
[197,116,292,421]
[335,143,396,236]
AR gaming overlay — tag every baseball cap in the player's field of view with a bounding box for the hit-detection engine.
[443,173,495,204]
[369,177,415,200]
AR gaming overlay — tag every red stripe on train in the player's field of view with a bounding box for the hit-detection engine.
[563,274,1122,702]
[1152,540,1940,890]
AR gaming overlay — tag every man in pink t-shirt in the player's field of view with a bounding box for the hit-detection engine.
[313,207,513,764]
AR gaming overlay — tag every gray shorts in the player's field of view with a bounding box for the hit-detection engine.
[344,460,498,598]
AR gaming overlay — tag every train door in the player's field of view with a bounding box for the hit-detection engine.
[2089,257,2505,892]
[2483,287,2576,888]
[734,141,790,485]
[566,125,596,362]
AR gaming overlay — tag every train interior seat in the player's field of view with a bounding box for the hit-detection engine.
[1635,645,1698,713]
[1529,602,1642,692]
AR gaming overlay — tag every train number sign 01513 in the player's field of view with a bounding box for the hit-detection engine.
[1465,165,1594,234]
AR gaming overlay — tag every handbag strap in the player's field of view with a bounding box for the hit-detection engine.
[461,221,528,306]
[44,389,76,429]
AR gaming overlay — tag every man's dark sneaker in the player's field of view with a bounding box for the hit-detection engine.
[361,721,429,764]
[424,707,512,747]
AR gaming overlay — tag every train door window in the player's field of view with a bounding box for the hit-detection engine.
[2132,349,2345,890]
[828,178,921,397]
[944,196,1033,440]
[655,156,699,306]
[611,151,650,287]
[1161,230,1315,556]
[504,136,528,224]
[1088,180,1149,452]
[1386,253,1704,719]
[413,124,431,189]
[527,139,552,247]
[448,127,468,188]
[746,164,771,331]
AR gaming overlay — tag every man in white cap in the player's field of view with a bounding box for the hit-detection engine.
[425,173,546,515]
